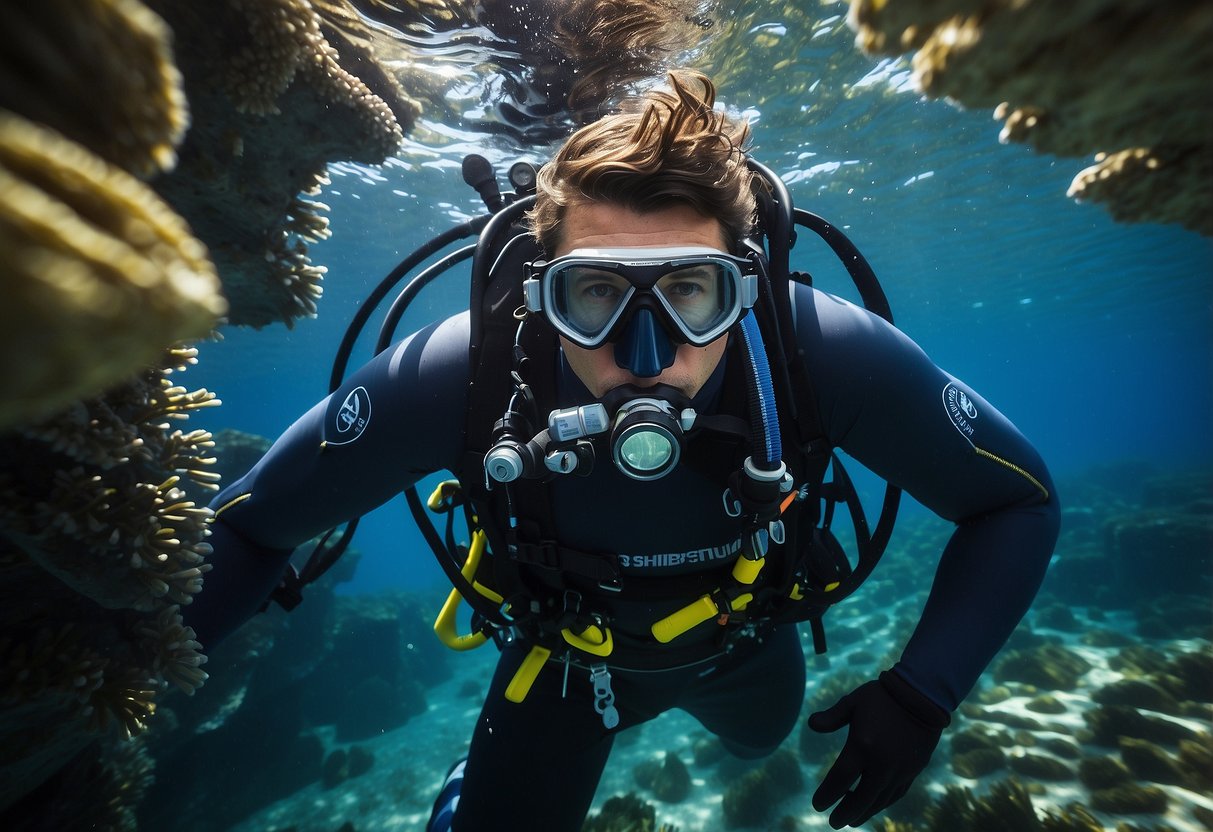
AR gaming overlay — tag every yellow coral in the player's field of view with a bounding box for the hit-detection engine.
[0,113,226,430]
[0,0,188,177]
[222,0,403,159]
[846,0,1213,235]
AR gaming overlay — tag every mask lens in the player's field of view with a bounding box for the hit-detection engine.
[654,263,736,338]
[552,266,631,339]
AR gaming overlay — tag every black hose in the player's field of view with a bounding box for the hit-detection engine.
[329,216,491,393]
[375,244,477,354]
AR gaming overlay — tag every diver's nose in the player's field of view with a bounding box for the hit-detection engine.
[613,308,677,378]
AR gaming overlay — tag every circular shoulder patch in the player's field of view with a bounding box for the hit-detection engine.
[329,386,372,445]
[942,382,978,442]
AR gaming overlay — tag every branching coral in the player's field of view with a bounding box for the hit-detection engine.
[846,0,1213,235]
[0,114,226,430]
[0,348,216,812]
[222,0,404,161]
[0,0,188,178]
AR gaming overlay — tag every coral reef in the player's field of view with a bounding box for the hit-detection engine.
[582,792,674,832]
[0,348,217,813]
[721,749,804,829]
[0,0,187,178]
[1006,752,1074,782]
[992,643,1092,691]
[1088,782,1169,815]
[1,0,421,818]
[873,778,1112,831]
[0,736,155,832]
[145,0,413,329]
[0,113,225,430]
[846,0,1213,235]
[1085,703,1200,748]
[1,1,225,427]
[633,752,692,803]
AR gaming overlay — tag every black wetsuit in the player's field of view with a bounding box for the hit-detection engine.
[186,283,1059,830]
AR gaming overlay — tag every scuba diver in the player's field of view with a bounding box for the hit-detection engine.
[183,71,1060,830]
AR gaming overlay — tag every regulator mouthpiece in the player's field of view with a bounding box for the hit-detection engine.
[603,386,696,481]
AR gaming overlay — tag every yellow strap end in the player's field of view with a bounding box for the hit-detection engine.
[505,645,551,703]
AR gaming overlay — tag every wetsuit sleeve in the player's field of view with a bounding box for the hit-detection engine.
[793,284,1061,711]
[183,312,472,645]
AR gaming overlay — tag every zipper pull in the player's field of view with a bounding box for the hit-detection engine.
[589,663,619,730]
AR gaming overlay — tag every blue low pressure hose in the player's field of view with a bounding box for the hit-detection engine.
[737,311,782,470]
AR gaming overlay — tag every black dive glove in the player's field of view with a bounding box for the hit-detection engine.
[807,670,951,829]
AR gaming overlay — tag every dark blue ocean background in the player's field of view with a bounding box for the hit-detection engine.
[187,32,1212,599]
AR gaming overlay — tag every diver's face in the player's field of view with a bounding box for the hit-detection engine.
[554,201,731,399]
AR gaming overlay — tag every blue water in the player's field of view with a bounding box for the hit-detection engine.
[188,11,1213,597]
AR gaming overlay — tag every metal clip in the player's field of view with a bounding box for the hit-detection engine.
[589,663,619,730]
[722,487,741,517]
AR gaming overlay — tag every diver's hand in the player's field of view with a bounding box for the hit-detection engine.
[807,670,950,829]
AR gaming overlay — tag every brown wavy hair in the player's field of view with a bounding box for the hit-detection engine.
[528,71,757,254]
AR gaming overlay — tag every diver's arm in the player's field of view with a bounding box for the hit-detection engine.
[794,284,1060,711]
[184,313,472,645]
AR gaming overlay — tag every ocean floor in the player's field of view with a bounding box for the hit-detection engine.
[227,607,1212,832]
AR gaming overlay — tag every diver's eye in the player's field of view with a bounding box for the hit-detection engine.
[583,281,624,300]
[665,280,705,298]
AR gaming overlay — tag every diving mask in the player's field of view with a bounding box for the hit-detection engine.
[523,246,759,350]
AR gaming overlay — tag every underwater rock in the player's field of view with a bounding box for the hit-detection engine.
[322,745,375,789]
[951,725,1009,755]
[1109,645,1172,677]
[993,643,1092,691]
[952,747,1006,779]
[721,749,804,829]
[827,623,866,647]
[1092,678,1182,716]
[692,735,727,767]
[962,707,1045,732]
[633,752,692,803]
[1081,628,1134,648]
[1085,703,1200,748]
[976,685,1014,705]
[1177,735,1213,792]
[1160,647,1213,703]
[1135,593,1212,641]
[1078,755,1133,791]
[288,594,445,742]
[1089,783,1169,815]
[1025,694,1067,715]
[1006,752,1074,782]
[1118,737,1188,786]
[322,749,350,790]
[581,792,662,832]
[1037,737,1082,760]
[906,777,1116,830]
[846,0,1213,236]
[1034,603,1080,632]
[139,682,325,829]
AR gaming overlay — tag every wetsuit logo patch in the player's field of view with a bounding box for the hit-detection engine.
[943,382,977,441]
[330,386,371,445]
